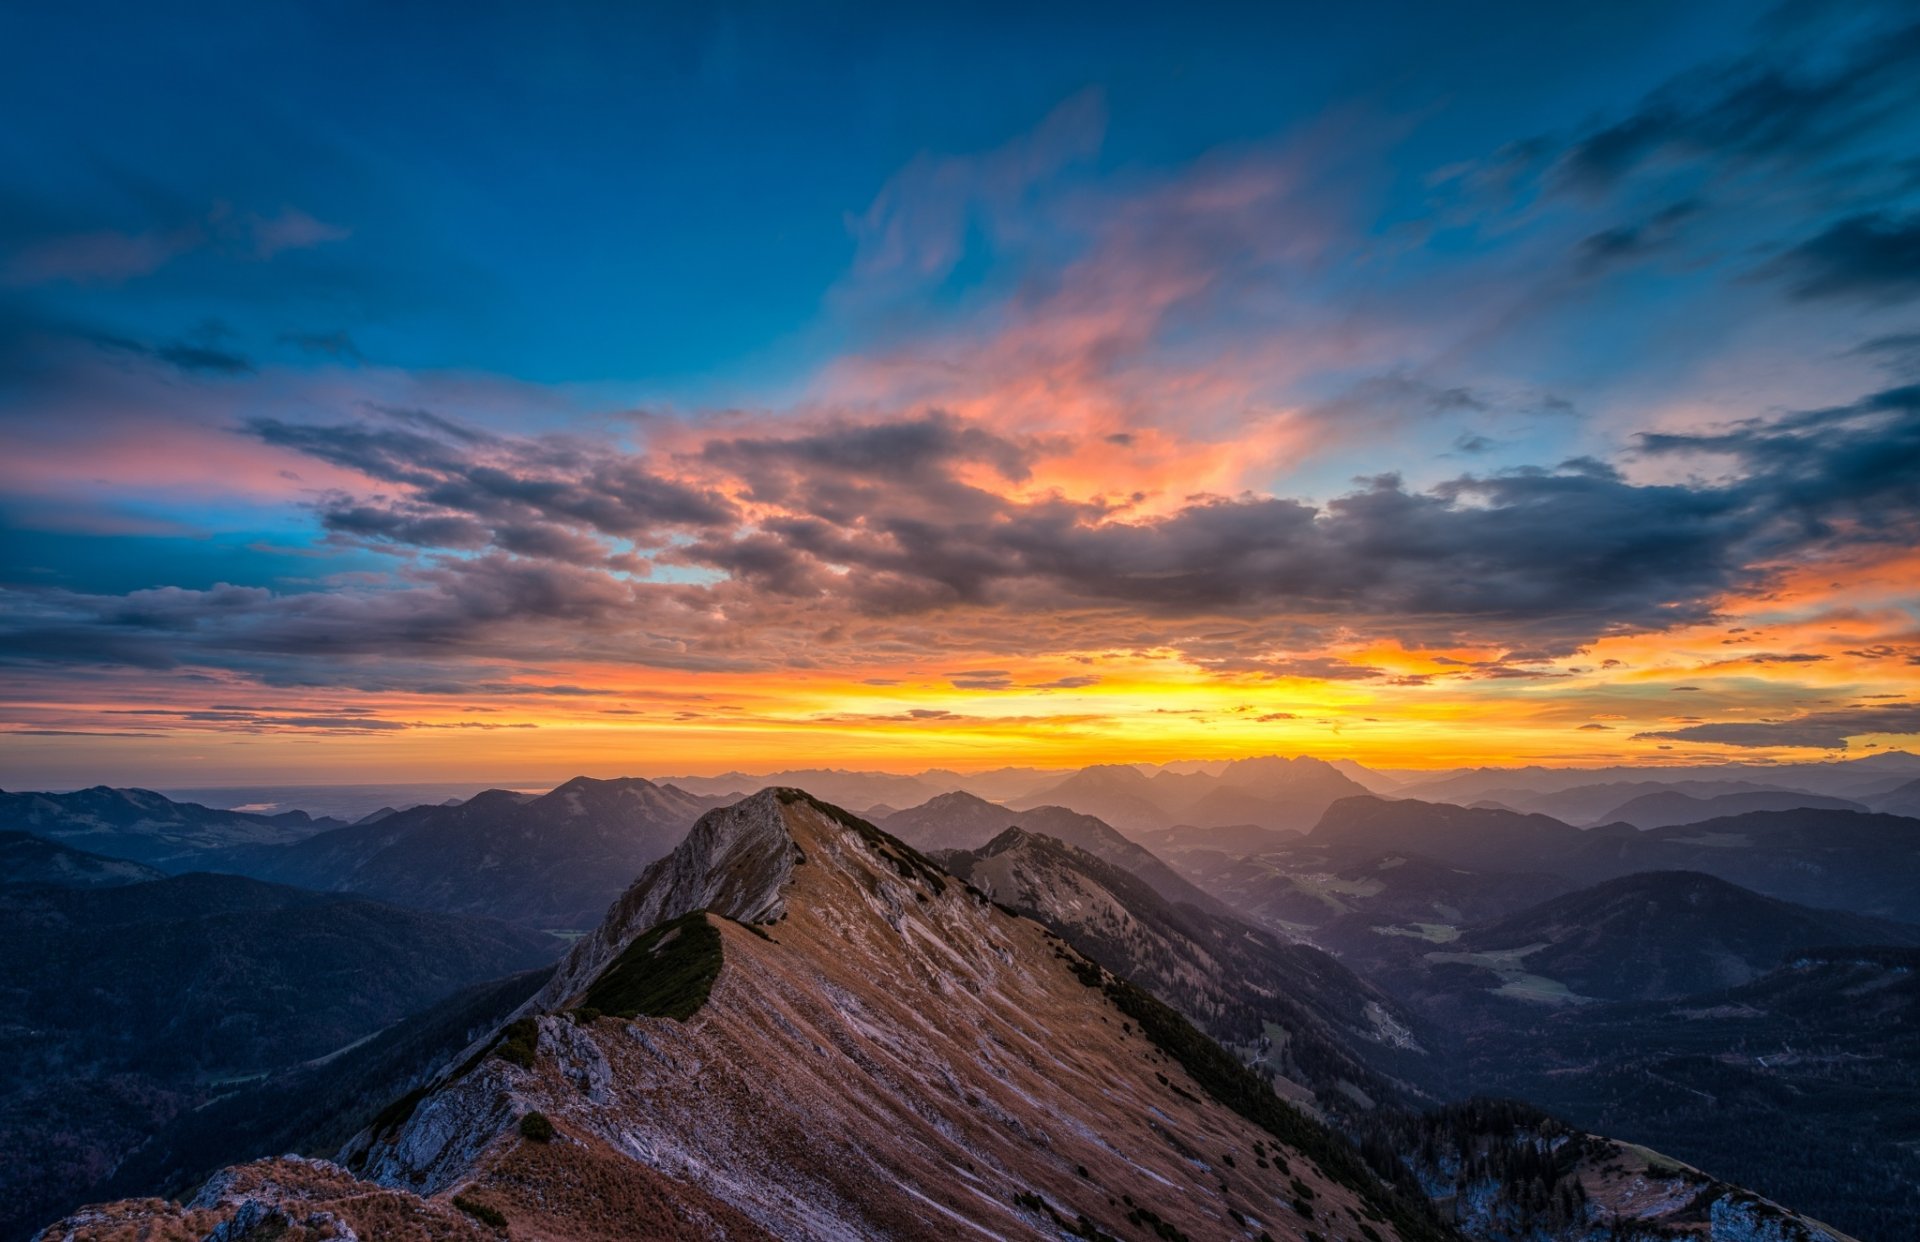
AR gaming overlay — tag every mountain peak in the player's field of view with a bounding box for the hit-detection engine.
[978,823,1042,855]
[317,782,1445,1241]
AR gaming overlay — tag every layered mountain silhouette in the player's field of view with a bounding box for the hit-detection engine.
[1012,756,1372,835]
[1461,947,1920,1238]
[0,786,344,868]
[1199,847,1576,941]
[42,787,1863,1242]
[0,831,163,888]
[1370,870,1920,1009]
[1460,778,1814,824]
[1869,775,1920,819]
[880,790,1221,910]
[208,776,729,930]
[1591,788,1866,830]
[49,789,1452,1241]
[1300,795,1920,922]
[0,853,556,1241]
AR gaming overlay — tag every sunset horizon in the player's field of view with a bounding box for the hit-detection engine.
[7,5,1920,790]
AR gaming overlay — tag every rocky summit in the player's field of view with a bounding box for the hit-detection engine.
[40,789,1444,1242]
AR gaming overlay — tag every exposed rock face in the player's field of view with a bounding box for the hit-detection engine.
[42,788,1443,1241]
[531,788,799,1008]
[34,1157,485,1241]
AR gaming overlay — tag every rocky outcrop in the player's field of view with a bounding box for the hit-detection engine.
[530,788,800,1008]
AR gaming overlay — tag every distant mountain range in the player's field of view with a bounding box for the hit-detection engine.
[7,777,730,932]
[1587,788,1867,829]
[879,790,1221,910]
[54,790,1457,1242]
[1297,795,1920,922]
[0,831,163,888]
[1394,749,1920,804]
[0,837,558,1241]
[0,786,344,868]
[212,774,730,931]
[1461,947,1920,1239]
[1341,870,1920,1016]
[1009,755,1374,835]
[12,769,1915,1241]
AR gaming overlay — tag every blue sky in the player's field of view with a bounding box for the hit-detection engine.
[2,0,1763,388]
[4,0,1920,782]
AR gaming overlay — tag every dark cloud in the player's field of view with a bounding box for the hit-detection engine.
[10,379,1920,689]
[1637,702,1920,749]
[1577,199,1702,271]
[91,330,254,375]
[1636,383,1920,542]
[1554,19,1920,194]
[279,329,363,361]
[248,408,737,560]
[1771,212,1920,304]
[1849,333,1920,378]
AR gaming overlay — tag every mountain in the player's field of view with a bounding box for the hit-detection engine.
[944,826,1434,1116]
[1437,871,1920,1004]
[1870,775,1920,818]
[1351,1098,1860,1242]
[1460,948,1920,1241]
[880,790,1219,909]
[1592,788,1866,829]
[1014,755,1372,836]
[1011,761,1173,833]
[1395,751,1920,805]
[1326,758,1400,793]
[216,775,728,930]
[1204,756,1378,828]
[652,767,953,808]
[1307,796,1595,875]
[0,831,163,888]
[49,788,1453,1242]
[1137,821,1304,859]
[1573,808,1920,922]
[1474,779,1809,824]
[1204,848,1578,943]
[0,872,557,1242]
[94,967,554,1213]
[1303,798,1920,923]
[0,786,344,868]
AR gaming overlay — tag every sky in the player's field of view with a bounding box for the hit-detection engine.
[3,0,1920,786]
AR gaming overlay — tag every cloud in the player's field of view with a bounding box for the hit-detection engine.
[1771,212,1920,304]
[1576,199,1702,271]
[245,206,350,259]
[842,87,1106,294]
[1636,702,1920,749]
[1,225,200,287]
[248,407,738,558]
[4,375,1901,691]
[0,202,349,288]
[93,331,254,375]
[1551,16,1920,195]
[279,329,363,361]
